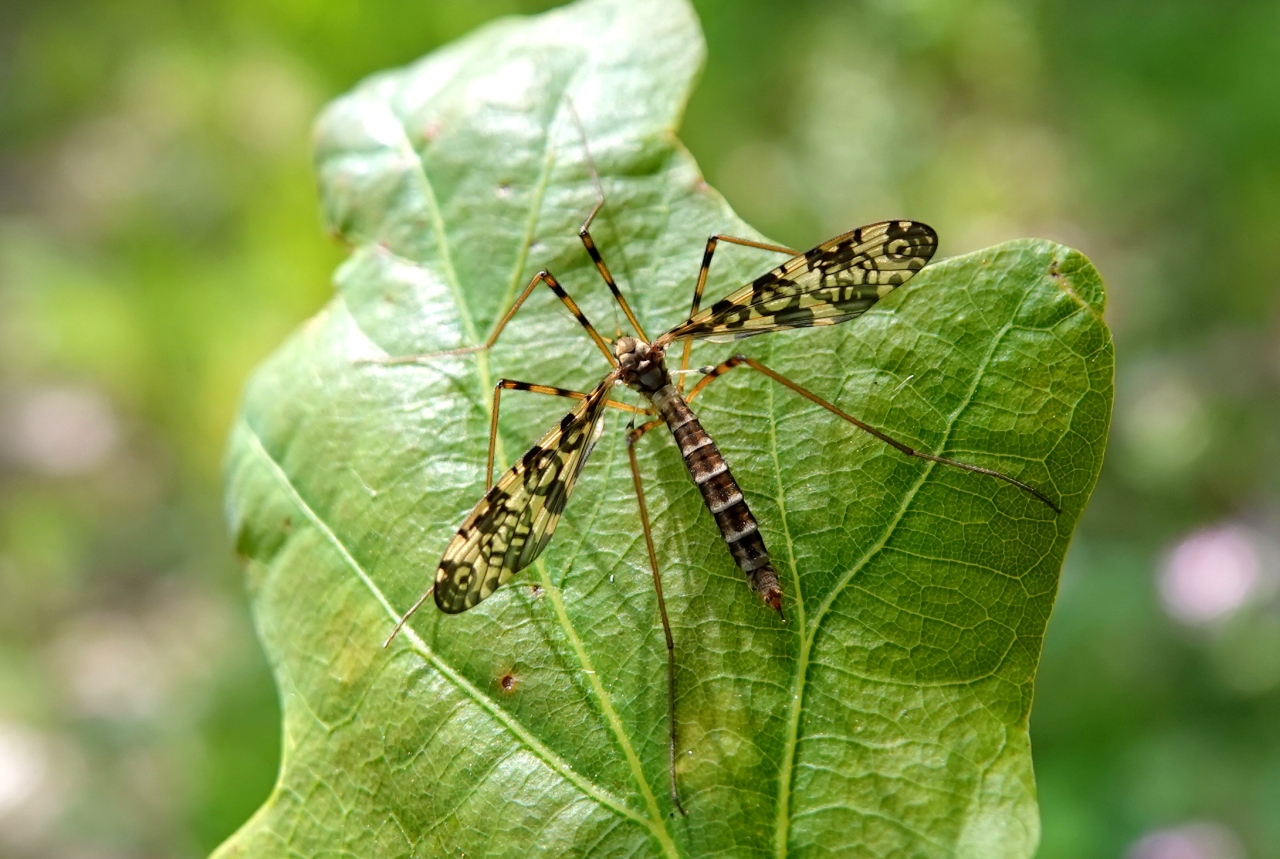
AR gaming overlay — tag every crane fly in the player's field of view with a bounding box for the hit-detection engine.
[375,193,1058,816]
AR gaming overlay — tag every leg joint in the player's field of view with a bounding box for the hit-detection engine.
[627,418,663,445]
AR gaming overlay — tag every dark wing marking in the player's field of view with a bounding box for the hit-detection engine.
[433,379,613,614]
[663,220,937,343]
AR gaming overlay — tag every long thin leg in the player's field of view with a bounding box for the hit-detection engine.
[577,184,650,343]
[383,587,434,648]
[687,356,1061,513]
[486,380,647,489]
[369,270,618,367]
[565,100,649,343]
[676,235,798,392]
[567,107,795,358]
[626,419,687,816]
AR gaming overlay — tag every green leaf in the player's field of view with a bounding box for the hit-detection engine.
[219,0,1113,856]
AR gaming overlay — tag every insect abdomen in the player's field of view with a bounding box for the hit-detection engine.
[656,387,784,615]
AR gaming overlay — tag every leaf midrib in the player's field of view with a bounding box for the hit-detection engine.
[238,421,689,849]
[772,283,1035,856]
[344,81,684,854]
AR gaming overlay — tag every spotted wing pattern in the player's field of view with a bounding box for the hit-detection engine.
[434,379,613,614]
[663,220,937,343]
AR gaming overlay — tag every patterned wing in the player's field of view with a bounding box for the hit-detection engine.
[663,220,937,343]
[433,379,613,614]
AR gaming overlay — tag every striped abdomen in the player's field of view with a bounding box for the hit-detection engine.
[651,385,783,615]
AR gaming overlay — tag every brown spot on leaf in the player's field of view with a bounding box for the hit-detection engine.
[1049,257,1100,319]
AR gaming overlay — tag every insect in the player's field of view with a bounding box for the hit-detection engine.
[377,176,1058,816]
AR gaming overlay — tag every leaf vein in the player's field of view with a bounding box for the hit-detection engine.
[238,420,649,831]
[773,284,1033,854]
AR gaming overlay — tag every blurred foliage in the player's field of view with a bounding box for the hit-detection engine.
[0,0,1276,857]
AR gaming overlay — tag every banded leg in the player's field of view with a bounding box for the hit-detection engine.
[687,356,1061,512]
[565,99,649,342]
[676,235,798,391]
[567,110,794,365]
[577,187,650,343]
[576,199,799,382]
[383,382,647,648]
[626,419,687,816]
[368,270,618,367]
[485,380,647,489]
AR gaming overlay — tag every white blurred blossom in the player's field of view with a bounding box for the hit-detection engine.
[1126,821,1245,859]
[0,723,76,847]
[1159,524,1275,625]
[2,386,120,476]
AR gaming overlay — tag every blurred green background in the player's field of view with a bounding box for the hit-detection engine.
[1,0,1277,857]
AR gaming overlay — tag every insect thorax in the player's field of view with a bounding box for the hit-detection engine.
[615,336,671,396]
